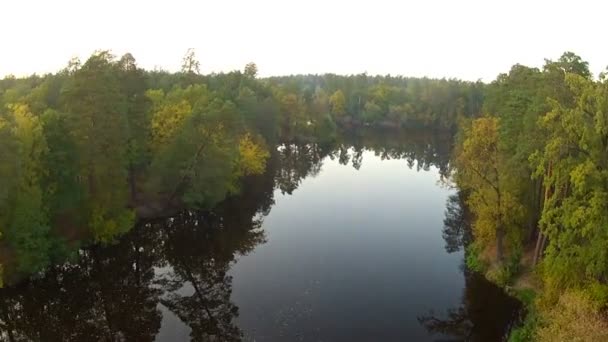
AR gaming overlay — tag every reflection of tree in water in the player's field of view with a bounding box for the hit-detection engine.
[154,168,274,341]
[274,143,332,195]
[418,189,521,341]
[156,209,266,341]
[0,221,164,341]
[442,190,472,254]
[418,272,522,342]
[340,129,453,177]
[0,167,275,341]
[273,129,454,196]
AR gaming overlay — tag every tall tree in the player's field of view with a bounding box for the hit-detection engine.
[62,51,134,242]
[243,62,258,79]
[3,104,51,272]
[118,53,152,200]
[456,117,523,263]
[533,73,608,291]
[181,48,201,75]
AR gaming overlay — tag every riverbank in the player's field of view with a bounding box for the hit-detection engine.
[465,242,539,340]
[505,250,540,342]
[468,242,608,341]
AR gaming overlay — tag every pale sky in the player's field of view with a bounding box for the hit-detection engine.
[1,0,606,81]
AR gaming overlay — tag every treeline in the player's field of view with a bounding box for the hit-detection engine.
[0,50,478,277]
[267,74,484,130]
[454,52,608,340]
[0,50,274,276]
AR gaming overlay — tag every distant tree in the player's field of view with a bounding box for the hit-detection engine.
[244,62,258,79]
[181,48,200,75]
[329,90,346,117]
[544,51,592,79]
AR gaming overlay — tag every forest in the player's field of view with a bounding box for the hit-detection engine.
[1,49,607,340]
[455,52,608,341]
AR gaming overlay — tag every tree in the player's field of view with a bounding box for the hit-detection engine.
[3,104,51,272]
[148,90,193,151]
[276,92,307,140]
[243,62,258,79]
[40,109,83,226]
[118,53,152,199]
[147,99,246,208]
[62,51,134,242]
[181,48,200,75]
[483,64,549,259]
[533,73,608,291]
[544,51,592,80]
[0,114,17,214]
[456,117,523,263]
[329,90,346,117]
[236,133,270,177]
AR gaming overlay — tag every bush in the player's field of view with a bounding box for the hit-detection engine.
[587,282,608,310]
[513,288,537,307]
[537,291,608,342]
[509,310,539,342]
[487,251,521,287]
[508,289,538,342]
[465,243,487,273]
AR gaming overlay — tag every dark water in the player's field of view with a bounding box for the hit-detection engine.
[0,131,521,341]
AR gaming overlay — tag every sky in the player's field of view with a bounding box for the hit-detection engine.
[1,0,606,81]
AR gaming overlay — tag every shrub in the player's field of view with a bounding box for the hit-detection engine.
[586,282,608,310]
[465,243,487,273]
[537,291,608,342]
[487,251,521,287]
[513,288,537,307]
[509,310,539,342]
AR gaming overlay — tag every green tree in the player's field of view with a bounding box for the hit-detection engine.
[533,73,608,292]
[147,99,245,208]
[244,62,258,79]
[118,53,152,199]
[181,48,201,75]
[61,51,134,242]
[3,104,51,272]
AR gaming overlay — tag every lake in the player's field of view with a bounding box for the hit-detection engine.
[0,130,521,341]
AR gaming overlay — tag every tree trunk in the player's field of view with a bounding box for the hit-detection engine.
[529,178,543,243]
[533,231,543,266]
[534,162,552,266]
[496,227,505,263]
[539,234,548,259]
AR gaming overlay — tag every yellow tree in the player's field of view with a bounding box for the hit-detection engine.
[329,90,346,117]
[148,85,210,153]
[236,133,270,176]
[3,104,52,271]
[456,117,523,263]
